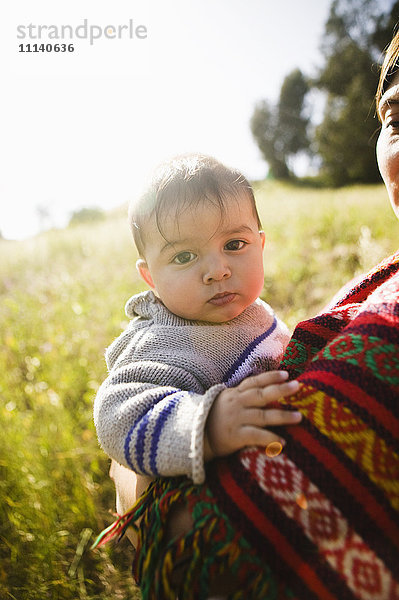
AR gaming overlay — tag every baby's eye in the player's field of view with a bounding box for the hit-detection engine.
[386,118,399,130]
[173,251,196,265]
[224,239,246,251]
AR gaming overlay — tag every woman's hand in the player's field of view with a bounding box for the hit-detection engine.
[204,371,301,461]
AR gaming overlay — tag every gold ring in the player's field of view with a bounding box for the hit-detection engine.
[265,441,283,458]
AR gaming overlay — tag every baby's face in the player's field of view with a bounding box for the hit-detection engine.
[137,193,265,322]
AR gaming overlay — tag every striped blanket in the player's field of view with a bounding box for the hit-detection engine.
[115,251,399,599]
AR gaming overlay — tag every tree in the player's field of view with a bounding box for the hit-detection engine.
[250,69,310,179]
[316,76,379,186]
[251,100,289,179]
[371,1,399,56]
[315,0,393,185]
[251,0,399,185]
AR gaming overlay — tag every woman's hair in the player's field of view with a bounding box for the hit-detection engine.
[128,153,262,257]
[376,29,399,120]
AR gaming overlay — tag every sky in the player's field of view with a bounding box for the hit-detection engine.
[1,0,331,240]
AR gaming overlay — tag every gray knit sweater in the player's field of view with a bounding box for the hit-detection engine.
[94,291,290,484]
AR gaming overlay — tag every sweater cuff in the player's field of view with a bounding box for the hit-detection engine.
[190,383,226,484]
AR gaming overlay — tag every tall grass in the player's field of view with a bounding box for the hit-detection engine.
[1,214,142,599]
[0,182,397,599]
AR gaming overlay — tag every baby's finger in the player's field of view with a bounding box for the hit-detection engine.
[239,379,299,406]
[245,407,302,428]
[239,426,286,451]
[262,379,300,404]
[237,370,289,392]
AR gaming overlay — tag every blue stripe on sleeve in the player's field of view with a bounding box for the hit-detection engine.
[124,389,177,472]
[222,316,277,383]
[148,393,182,475]
[132,416,149,472]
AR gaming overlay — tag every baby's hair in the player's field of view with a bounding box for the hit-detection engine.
[376,28,399,120]
[128,153,262,257]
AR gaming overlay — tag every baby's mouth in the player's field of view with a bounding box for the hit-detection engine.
[208,292,237,306]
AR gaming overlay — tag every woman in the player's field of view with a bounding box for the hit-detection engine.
[108,32,399,600]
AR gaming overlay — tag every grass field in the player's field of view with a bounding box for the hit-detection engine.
[0,181,397,599]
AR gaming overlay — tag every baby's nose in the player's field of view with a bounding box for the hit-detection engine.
[203,258,231,283]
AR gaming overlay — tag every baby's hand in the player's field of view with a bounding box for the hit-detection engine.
[204,371,301,461]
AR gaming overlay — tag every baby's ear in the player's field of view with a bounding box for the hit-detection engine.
[136,259,155,289]
[259,230,265,249]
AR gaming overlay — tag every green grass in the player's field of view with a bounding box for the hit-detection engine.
[0,182,397,599]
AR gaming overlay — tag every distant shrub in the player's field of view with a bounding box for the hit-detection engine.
[69,208,105,227]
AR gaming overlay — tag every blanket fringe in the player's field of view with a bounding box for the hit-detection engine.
[91,481,154,549]
[132,477,289,600]
[92,475,284,598]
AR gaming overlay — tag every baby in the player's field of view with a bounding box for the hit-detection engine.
[94,154,301,534]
